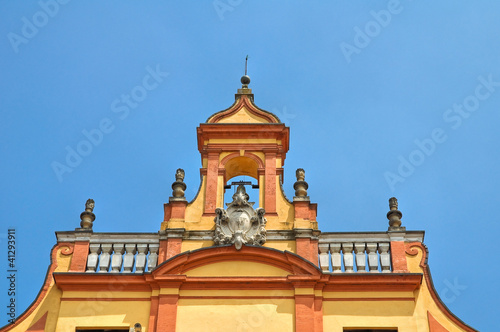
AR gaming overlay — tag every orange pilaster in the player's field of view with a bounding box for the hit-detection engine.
[170,201,187,219]
[390,241,409,272]
[314,295,324,332]
[296,237,318,265]
[156,294,179,332]
[204,152,219,215]
[166,238,182,260]
[148,295,159,332]
[264,152,277,214]
[295,294,316,332]
[68,241,89,272]
[159,238,182,263]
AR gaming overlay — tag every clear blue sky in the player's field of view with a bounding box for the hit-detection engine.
[1,1,499,330]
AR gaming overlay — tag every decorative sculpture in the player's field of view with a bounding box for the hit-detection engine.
[387,197,405,231]
[214,185,267,250]
[171,168,186,199]
[293,168,309,199]
[80,198,96,229]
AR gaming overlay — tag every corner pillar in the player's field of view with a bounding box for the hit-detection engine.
[156,294,179,332]
[264,151,277,215]
[389,232,409,272]
[68,231,92,272]
[204,151,220,215]
[295,229,320,266]
[290,278,322,332]
[158,229,185,264]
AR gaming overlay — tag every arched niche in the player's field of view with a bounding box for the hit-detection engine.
[220,153,264,181]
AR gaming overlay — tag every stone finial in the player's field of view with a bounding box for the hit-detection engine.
[293,168,309,200]
[171,168,187,200]
[387,197,405,231]
[80,199,96,229]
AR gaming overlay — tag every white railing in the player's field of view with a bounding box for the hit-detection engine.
[318,241,391,273]
[317,232,424,273]
[80,233,160,273]
[86,242,159,273]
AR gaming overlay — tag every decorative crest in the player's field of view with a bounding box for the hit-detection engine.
[214,185,267,250]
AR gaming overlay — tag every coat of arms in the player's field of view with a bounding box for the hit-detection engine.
[214,184,267,250]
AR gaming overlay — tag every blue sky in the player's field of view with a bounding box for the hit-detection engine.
[1,1,499,330]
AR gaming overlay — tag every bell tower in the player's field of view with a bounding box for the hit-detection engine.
[161,75,318,263]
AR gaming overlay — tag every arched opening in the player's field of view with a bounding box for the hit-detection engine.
[223,175,260,207]
[223,155,259,180]
[221,154,264,207]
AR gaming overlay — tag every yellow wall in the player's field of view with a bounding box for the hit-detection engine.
[55,300,150,332]
[185,261,289,277]
[176,298,295,332]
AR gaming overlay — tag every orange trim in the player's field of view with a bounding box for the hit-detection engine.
[428,311,450,332]
[197,124,290,158]
[156,294,178,332]
[53,273,151,292]
[314,295,323,332]
[204,151,219,214]
[165,238,182,261]
[158,239,168,264]
[296,238,312,264]
[61,297,150,301]
[69,241,88,272]
[149,295,159,332]
[295,294,316,332]
[406,243,477,332]
[323,274,422,292]
[0,243,73,332]
[169,200,187,219]
[264,152,277,213]
[179,296,295,300]
[390,241,409,272]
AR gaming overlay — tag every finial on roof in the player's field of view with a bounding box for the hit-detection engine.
[241,55,251,89]
[80,198,95,230]
[293,168,309,201]
[387,197,405,231]
[171,168,187,200]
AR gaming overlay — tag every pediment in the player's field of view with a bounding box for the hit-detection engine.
[206,95,281,124]
[151,245,321,278]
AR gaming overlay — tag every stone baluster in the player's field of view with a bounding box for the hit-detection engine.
[379,243,391,273]
[135,244,148,273]
[111,244,125,273]
[123,244,137,273]
[148,243,159,271]
[318,244,330,272]
[86,244,101,272]
[342,243,354,272]
[366,243,379,272]
[98,244,113,273]
[354,242,367,273]
[330,243,342,273]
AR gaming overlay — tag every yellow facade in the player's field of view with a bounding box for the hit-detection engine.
[0,80,476,332]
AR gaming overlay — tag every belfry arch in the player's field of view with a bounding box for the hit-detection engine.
[220,152,264,181]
